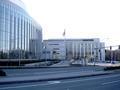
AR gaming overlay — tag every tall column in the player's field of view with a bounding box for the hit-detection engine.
[90,44,92,56]
[75,42,78,59]
[72,42,74,59]
[86,43,88,57]
[83,44,85,58]
[79,43,81,59]
[93,44,96,59]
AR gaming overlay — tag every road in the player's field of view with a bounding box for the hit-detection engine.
[0,73,120,90]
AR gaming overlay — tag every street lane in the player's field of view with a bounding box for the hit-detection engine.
[0,73,120,90]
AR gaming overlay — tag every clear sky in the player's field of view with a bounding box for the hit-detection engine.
[22,0,120,46]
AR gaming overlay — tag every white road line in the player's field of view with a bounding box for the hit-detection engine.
[102,80,120,85]
[48,81,61,84]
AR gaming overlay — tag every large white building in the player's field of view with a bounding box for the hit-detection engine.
[42,38,105,61]
[0,0,42,59]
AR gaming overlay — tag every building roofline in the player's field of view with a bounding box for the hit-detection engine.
[44,38,100,41]
[8,0,26,10]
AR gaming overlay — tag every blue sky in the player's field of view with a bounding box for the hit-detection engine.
[22,0,120,46]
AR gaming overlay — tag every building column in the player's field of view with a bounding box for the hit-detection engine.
[79,43,81,59]
[72,42,74,59]
[90,43,92,57]
[83,44,85,58]
[75,42,78,59]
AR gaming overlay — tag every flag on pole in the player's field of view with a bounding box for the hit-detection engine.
[63,29,66,36]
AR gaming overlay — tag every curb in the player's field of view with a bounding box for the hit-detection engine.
[0,72,112,85]
[0,66,74,69]
[0,65,101,69]
[0,66,89,69]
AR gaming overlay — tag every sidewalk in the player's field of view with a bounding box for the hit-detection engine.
[0,70,113,85]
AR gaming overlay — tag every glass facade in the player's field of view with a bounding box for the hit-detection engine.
[0,0,42,59]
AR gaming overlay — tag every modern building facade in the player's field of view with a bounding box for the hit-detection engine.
[43,38,105,61]
[0,0,42,59]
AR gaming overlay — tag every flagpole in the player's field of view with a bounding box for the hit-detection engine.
[63,29,66,60]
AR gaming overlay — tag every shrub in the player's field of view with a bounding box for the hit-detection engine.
[0,69,6,76]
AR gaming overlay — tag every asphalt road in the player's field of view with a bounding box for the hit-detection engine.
[0,73,120,90]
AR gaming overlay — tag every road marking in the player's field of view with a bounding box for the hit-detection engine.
[67,88,70,90]
[48,81,61,84]
[102,80,120,85]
